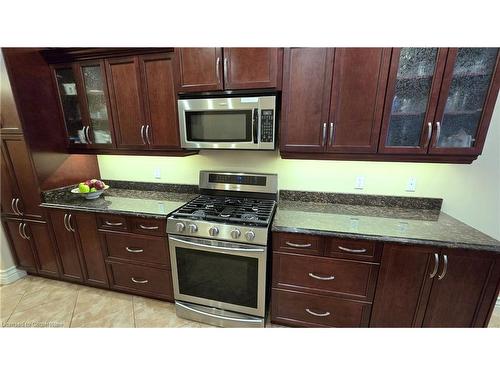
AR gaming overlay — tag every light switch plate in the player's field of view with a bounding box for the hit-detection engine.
[154,167,161,179]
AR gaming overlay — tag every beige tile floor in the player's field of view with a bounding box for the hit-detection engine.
[0,276,283,328]
[1,276,499,328]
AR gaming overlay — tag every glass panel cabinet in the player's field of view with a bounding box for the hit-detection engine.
[52,60,114,148]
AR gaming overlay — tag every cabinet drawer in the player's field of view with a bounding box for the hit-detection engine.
[325,238,380,262]
[97,214,128,232]
[273,232,324,256]
[129,217,165,237]
[108,261,173,300]
[104,233,170,266]
[271,289,371,327]
[273,252,378,301]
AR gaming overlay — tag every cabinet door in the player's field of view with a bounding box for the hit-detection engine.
[73,212,108,287]
[223,48,282,90]
[326,48,390,153]
[25,221,60,277]
[4,220,37,272]
[379,48,448,154]
[106,57,147,149]
[1,51,22,133]
[422,251,498,327]
[0,146,20,216]
[175,48,223,92]
[3,137,43,219]
[429,48,500,155]
[77,60,115,148]
[280,48,334,153]
[370,244,436,327]
[48,209,83,281]
[139,53,180,149]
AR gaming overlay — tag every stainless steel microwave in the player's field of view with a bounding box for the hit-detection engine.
[177,95,276,150]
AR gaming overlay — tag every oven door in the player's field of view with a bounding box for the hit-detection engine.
[169,235,267,317]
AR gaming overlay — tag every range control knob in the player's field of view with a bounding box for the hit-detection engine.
[187,223,198,233]
[245,230,255,241]
[230,228,241,239]
[175,222,185,232]
[209,227,219,236]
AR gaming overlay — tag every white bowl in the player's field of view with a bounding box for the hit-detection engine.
[71,185,109,200]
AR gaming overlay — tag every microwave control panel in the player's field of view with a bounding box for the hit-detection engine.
[260,109,274,143]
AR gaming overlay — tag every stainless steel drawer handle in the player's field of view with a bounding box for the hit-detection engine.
[139,224,159,230]
[338,245,367,254]
[305,308,330,317]
[131,277,149,284]
[18,223,27,240]
[63,213,71,232]
[11,198,19,215]
[22,223,30,240]
[429,253,439,278]
[105,221,123,226]
[15,198,23,215]
[285,241,312,248]
[308,272,335,281]
[126,247,144,253]
[438,254,448,280]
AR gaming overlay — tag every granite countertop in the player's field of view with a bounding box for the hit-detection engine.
[40,180,198,219]
[272,192,500,253]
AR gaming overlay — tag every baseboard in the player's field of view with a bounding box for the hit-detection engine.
[0,266,27,285]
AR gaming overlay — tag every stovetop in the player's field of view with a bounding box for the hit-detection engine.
[170,194,276,227]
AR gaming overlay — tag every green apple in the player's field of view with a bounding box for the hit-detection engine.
[90,187,97,192]
[79,183,90,193]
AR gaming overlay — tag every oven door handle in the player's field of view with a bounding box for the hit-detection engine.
[170,236,265,253]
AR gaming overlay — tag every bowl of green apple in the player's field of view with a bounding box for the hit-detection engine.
[71,179,109,200]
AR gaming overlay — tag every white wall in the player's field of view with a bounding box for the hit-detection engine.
[0,225,16,271]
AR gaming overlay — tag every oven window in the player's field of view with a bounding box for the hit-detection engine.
[175,247,258,308]
[185,110,253,142]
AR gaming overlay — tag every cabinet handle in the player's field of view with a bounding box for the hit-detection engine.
[321,123,327,146]
[131,277,148,284]
[63,213,71,232]
[11,198,19,215]
[67,214,75,232]
[85,126,92,144]
[438,254,448,280]
[105,221,123,226]
[15,198,23,215]
[22,223,30,240]
[328,123,334,146]
[145,125,151,145]
[433,121,441,147]
[223,57,228,82]
[285,241,312,248]
[429,253,439,278]
[18,223,27,240]
[139,224,159,230]
[140,125,146,145]
[425,122,432,147]
[308,272,335,281]
[126,247,144,253]
[305,308,330,317]
[338,245,367,254]
[216,57,221,83]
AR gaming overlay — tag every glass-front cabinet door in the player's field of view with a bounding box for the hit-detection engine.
[379,48,448,153]
[429,48,499,154]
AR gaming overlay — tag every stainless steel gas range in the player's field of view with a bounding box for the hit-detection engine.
[166,171,278,327]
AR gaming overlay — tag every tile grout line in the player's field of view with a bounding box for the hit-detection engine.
[4,287,28,327]
[69,287,81,328]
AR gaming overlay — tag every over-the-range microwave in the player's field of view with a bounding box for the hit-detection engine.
[177,93,277,150]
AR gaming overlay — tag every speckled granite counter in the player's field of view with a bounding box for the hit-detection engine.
[40,181,198,219]
[272,192,500,253]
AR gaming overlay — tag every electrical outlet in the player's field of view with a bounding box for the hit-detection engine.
[355,176,365,190]
[406,177,417,192]
[398,221,409,233]
[350,217,359,231]
[154,167,161,179]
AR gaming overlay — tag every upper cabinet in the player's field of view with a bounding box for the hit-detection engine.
[1,51,23,133]
[280,48,390,154]
[175,48,283,92]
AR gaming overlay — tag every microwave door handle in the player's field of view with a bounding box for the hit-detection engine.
[253,108,258,144]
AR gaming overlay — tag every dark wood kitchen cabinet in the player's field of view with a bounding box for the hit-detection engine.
[106,53,180,150]
[175,48,283,92]
[48,209,108,287]
[3,219,38,273]
[0,52,22,134]
[280,48,390,154]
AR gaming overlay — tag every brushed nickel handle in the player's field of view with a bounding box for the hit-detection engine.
[22,223,30,240]
[425,122,432,147]
[321,123,327,146]
[63,213,71,232]
[338,245,367,254]
[11,198,19,215]
[285,241,312,248]
[429,253,439,278]
[305,308,330,317]
[223,57,228,82]
[139,224,159,230]
[309,272,335,281]
[216,57,221,83]
[85,126,92,144]
[438,254,448,280]
[18,223,27,240]
[67,214,75,232]
[105,221,123,226]
[15,198,23,215]
[140,125,146,145]
[145,125,151,145]
[328,122,334,146]
[126,247,144,253]
[433,121,441,147]
[131,277,148,284]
